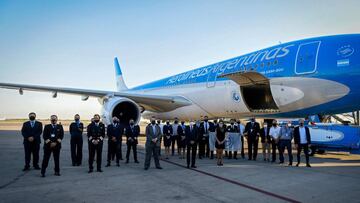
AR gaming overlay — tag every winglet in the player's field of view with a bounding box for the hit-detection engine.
[114,57,128,91]
[114,57,123,76]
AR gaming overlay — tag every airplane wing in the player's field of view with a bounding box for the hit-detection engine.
[0,82,192,112]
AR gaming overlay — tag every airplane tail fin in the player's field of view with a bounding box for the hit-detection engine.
[114,57,128,91]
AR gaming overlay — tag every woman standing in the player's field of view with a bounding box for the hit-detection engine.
[162,121,173,159]
[215,120,227,166]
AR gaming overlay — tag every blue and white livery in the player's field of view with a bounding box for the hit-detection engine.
[0,34,359,125]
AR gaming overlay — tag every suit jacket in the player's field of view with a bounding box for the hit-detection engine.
[43,124,64,149]
[125,124,140,145]
[21,120,43,144]
[163,124,173,136]
[185,125,198,146]
[69,122,84,138]
[178,124,186,137]
[107,123,124,143]
[294,126,311,144]
[201,121,214,135]
[260,127,271,143]
[244,122,261,139]
[87,122,106,144]
[145,124,161,146]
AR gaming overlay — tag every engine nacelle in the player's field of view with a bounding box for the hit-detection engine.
[101,97,141,126]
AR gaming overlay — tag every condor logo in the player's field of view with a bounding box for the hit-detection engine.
[337,45,355,58]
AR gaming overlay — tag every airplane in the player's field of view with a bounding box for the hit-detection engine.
[0,34,359,125]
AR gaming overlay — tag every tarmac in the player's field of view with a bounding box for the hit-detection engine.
[0,129,360,203]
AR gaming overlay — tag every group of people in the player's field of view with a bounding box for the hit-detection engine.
[150,116,312,169]
[21,112,140,177]
[21,112,312,177]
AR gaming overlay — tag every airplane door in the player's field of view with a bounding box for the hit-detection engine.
[295,41,321,75]
[206,71,218,88]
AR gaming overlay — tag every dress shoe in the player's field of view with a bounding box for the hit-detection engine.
[34,166,41,170]
[144,167,149,170]
[191,165,197,168]
[88,169,93,173]
[97,169,103,172]
[105,163,111,167]
[116,163,120,167]
[306,164,311,167]
[187,165,190,169]
[296,163,300,167]
[156,166,163,169]
[54,172,61,176]
[22,167,30,171]
[125,160,129,164]
[135,160,139,163]
[41,173,45,177]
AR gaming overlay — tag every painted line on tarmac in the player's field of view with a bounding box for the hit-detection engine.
[137,146,300,203]
[0,171,28,190]
[160,158,301,203]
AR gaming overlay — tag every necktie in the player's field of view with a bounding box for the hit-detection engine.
[205,123,208,134]
[31,121,34,128]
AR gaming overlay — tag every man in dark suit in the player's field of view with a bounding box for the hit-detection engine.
[209,119,217,159]
[41,115,64,177]
[106,117,123,167]
[87,114,106,173]
[244,117,260,160]
[144,117,162,170]
[69,114,84,166]
[186,121,198,168]
[21,112,43,171]
[199,116,213,159]
[294,119,311,167]
[125,119,140,163]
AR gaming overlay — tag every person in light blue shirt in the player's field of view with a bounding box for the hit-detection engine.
[278,121,294,166]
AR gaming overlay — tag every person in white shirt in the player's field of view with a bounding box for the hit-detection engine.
[294,119,311,167]
[269,120,281,163]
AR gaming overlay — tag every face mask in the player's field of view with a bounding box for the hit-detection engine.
[151,121,156,125]
[130,122,134,125]
[204,119,208,122]
[273,123,277,127]
[175,121,178,124]
[113,120,117,123]
[231,122,234,125]
[237,122,240,124]
[300,123,304,126]
[29,116,35,121]
[75,118,80,122]
[157,121,160,124]
[51,119,56,124]
[94,119,100,123]
[166,122,170,125]
[181,122,185,125]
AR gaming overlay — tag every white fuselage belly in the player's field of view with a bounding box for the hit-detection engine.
[128,77,349,121]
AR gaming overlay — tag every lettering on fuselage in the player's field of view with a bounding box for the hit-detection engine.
[166,44,294,84]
